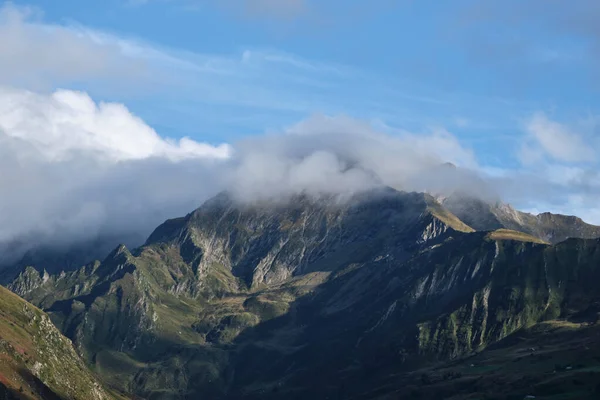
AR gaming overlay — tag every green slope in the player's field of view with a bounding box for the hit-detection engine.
[0,285,121,400]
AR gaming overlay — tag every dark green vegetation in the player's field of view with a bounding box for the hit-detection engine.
[0,285,120,400]
[4,187,600,399]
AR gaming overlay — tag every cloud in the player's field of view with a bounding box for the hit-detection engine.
[0,3,147,91]
[520,113,595,163]
[3,2,600,263]
[0,87,231,162]
[508,112,600,224]
[460,0,600,48]
[0,86,230,265]
[0,1,531,146]
[0,87,485,265]
[226,114,481,201]
[4,85,600,267]
[443,0,600,93]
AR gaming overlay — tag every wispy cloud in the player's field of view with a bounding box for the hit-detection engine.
[0,2,534,143]
[508,112,600,223]
[0,3,147,91]
[454,0,600,78]
[520,113,596,164]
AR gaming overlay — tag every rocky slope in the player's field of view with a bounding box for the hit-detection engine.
[441,193,600,244]
[5,187,600,399]
[0,285,120,400]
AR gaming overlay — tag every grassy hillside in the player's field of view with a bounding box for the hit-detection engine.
[0,285,120,400]
[486,228,549,244]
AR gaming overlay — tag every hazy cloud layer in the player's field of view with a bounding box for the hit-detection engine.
[0,3,147,90]
[2,84,600,266]
[0,87,228,264]
[228,115,480,201]
[0,86,484,264]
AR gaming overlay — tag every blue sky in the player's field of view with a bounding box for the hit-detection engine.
[1,0,600,243]
[18,0,597,165]
[17,1,599,138]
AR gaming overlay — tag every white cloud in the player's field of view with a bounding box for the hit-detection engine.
[454,117,470,128]
[4,85,600,266]
[227,114,482,201]
[0,86,230,264]
[0,88,483,264]
[0,87,231,162]
[521,112,595,163]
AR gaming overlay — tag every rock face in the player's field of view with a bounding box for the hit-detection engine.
[5,187,600,399]
[0,285,117,400]
[146,188,471,290]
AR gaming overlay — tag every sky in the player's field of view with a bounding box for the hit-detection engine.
[1,0,600,261]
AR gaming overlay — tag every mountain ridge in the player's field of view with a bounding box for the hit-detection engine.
[441,192,600,244]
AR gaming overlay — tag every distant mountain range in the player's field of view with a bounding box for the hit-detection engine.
[2,187,600,399]
[440,193,600,245]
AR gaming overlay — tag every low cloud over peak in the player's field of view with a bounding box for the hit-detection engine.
[226,114,481,201]
[0,87,486,265]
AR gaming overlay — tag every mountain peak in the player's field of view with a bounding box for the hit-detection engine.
[104,243,131,261]
[441,161,457,169]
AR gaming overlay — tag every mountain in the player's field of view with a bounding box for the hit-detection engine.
[5,188,600,399]
[0,233,146,274]
[0,285,120,400]
[441,193,600,244]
